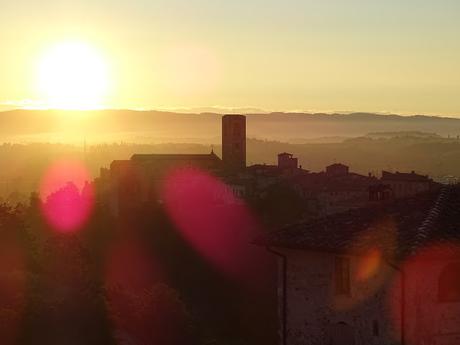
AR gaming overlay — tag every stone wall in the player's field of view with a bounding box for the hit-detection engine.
[276,248,400,345]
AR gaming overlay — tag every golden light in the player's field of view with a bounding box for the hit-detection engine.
[37,41,110,110]
[160,45,220,96]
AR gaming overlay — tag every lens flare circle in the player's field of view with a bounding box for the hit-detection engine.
[388,243,460,345]
[356,248,383,282]
[39,159,94,233]
[161,167,266,282]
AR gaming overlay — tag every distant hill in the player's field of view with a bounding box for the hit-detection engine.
[365,131,441,139]
[1,109,460,143]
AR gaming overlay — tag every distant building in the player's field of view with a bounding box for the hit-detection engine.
[381,170,432,198]
[108,152,222,214]
[291,169,378,217]
[278,153,298,171]
[326,163,349,176]
[222,114,246,171]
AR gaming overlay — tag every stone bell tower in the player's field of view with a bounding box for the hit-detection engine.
[222,114,246,171]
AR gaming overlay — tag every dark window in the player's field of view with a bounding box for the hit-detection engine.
[335,257,351,295]
[438,262,460,302]
[372,320,379,336]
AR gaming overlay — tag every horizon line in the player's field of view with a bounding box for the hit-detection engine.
[0,105,459,119]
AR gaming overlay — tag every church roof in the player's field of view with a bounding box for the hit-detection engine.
[130,152,221,161]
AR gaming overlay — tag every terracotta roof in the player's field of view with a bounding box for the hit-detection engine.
[256,186,459,262]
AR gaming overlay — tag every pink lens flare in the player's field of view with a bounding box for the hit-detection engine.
[39,159,94,233]
[388,243,460,345]
[161,167,268,285]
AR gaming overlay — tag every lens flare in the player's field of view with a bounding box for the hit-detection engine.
[39,159,94,233]
[356,248,382,282]
[388,243,460,345]
[161,167,267,283]
[333,216,397,311]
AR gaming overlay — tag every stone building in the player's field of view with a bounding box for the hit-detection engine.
[381,170,433,198]
[290,170,379,217]
[102,114,246,215]
[278,153,299,171]
[108,152,223,214]
[326,163,350,177]
[257,185,460,345]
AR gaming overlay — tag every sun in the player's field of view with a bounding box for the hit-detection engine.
[37,41,110,110]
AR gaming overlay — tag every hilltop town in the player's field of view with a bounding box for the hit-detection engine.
[88,114,453,345]
[0,114,457,345]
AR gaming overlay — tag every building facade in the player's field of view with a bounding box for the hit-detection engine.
[100,114,247,215]
[258,187,460,345]
[381,171,432,198]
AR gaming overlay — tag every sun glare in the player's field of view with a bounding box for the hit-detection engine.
[37,41,110,110]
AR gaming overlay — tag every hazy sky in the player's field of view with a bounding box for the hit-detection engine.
[1,0,459,115]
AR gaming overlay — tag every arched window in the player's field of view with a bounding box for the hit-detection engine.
[438,262,460,302]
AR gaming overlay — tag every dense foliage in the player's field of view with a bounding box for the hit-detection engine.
[0,189,277,345]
